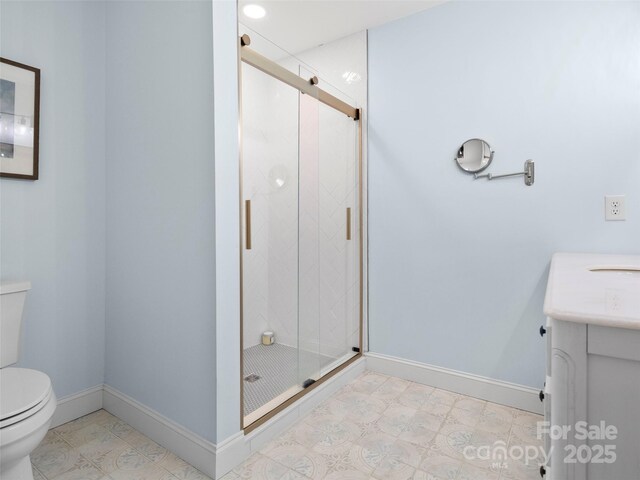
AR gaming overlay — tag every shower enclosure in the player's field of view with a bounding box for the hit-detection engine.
[239,33,363,430]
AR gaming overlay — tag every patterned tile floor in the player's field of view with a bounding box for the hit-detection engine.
[224,371,544,480]
[31,410,211,480]
[32,370,543,480]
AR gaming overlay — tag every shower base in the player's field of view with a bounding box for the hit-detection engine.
[243,343,336,417]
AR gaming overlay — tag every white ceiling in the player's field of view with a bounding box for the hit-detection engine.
[238,0,445,54]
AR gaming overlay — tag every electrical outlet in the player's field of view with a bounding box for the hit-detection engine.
[605,195,626,221]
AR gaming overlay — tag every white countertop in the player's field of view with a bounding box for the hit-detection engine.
[544,252,640,329]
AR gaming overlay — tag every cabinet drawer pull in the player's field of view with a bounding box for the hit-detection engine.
[539,325,547,337]
[539,389,545,402]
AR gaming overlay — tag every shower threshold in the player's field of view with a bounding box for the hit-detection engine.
[243,343,355,424]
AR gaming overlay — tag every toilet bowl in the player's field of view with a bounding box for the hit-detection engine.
[1,282,57,480]
[0,368,57,480]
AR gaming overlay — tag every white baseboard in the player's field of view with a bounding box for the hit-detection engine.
[366,352,543,415]
[214,356,366,479]
[102,385,216,479]
[50,385,103,428]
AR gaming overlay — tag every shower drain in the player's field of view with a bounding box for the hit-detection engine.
[244,374,261,383]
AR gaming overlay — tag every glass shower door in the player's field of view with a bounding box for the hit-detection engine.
[240,33,361,429]
[241,60,303,425]
[298,72,360,383]
[317,97,360,375]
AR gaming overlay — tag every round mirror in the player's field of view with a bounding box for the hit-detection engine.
[455,139,493,173]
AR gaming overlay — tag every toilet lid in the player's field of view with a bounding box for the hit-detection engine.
[0,368,52,423]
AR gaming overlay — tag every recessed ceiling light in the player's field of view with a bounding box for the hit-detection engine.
[243,4,266,19]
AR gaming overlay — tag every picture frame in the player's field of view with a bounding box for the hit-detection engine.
[0,57,40,180]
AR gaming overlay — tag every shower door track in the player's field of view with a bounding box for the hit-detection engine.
[239,34,359,120]
[238,34,364,433]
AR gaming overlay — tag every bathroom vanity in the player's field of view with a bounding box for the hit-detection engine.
[543,253,640,480]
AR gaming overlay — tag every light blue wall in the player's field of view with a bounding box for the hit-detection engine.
[1,0,219,443]
[104,1,217,442]
[368,1,640,388]
[0,1,106,398]
[212,0,241,444]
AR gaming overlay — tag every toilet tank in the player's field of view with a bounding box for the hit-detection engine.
[0,281,31,368]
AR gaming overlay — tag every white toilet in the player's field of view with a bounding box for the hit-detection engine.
[0,282,57,480]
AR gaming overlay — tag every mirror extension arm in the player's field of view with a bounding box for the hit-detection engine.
[474,159,535,186]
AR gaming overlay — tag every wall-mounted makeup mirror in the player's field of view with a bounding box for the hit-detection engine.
[455,138,535,186]
[455,138,493,173]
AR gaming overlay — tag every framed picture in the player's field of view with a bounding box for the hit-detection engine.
[0,58,40,180]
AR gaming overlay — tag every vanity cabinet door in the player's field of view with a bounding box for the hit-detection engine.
[550,319,587,480]
[586,326,640,480]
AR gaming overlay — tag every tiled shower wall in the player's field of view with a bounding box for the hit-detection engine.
[242,61,300,350]
[241,31,367,362]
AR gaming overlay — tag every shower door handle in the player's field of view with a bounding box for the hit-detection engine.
[245,200,252,250]
[346,208,352,240]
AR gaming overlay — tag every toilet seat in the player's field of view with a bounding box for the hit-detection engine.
[0,368,52,429]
